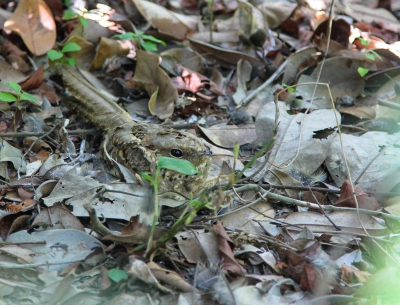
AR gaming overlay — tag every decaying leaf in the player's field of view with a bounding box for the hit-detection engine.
[4,0,56,56]
[132,50,177,119]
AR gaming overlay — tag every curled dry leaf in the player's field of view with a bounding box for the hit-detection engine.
[132,0,197,40]
[89,37,130,71]
[0,41,30,73]
[4,0,56,56]
[132,50,177,119]
[197,124,257,148]
[189,39,261,68]
[212,220,246,275]
[20,67,44,91]
[171,64,223,101]
[335,181,381,211]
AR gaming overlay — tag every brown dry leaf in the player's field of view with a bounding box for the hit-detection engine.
[17,187,34,200]
[197,123,257,148]
[23,137,51,153]
[282,46,318,86]
[171,64,223,101]
[20,67,44,91]
[29,206,85,232]
[237,1,268,47]
[0,60,29,91]
[126,256,172,293]
[341,264,371,285]
[221,201,275,235]
[133,50,177,119]
[296,57,365,108]
[189,39,261,68]
[314,19,351,47]
[338,106,376,120]
[212,220,246,275]
[132,0,197,40]
[89,37,130,71]
[62,35,95,70]
[32,82,60,104]
[148,261,197,293]
[313,37,347,57]
[0,41,30,73]
[284,211,386,237]
[258,2,297,29]
[4,0,56,56]
[338,2,399,32]
[335,181,381,211]
[232,59,252,105]
[160,48,203,73]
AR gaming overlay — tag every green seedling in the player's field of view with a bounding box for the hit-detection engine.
[47,42,82,67]
[108,268,128,283]
[355,37,383,77]
[142,139,275,257]
[0,81,38,108]
[62,9,88,27]
[113,30,166,52]
[141,156,198,254]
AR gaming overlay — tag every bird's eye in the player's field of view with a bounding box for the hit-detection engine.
[170,149,183,158]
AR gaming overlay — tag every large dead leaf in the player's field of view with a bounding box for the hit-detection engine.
[285,211,386,238]
[197,123,257,148]
[258,2,297,29]
[189,39,261,68]
[4,229,105,271]
[325,132,400,193]
[237,1,268,47]
[133,50,177,119]
[296,57,366,109]
[4,0,56,56]
[89,37,130,71]
[132,0,197,40]
[251,102,339,183]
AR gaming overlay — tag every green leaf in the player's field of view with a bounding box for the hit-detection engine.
[63,9,79,20]
[0,92,17,102]
[365,53,375,61]
[79,17,88,27]
[61,42,82,53]
[113,32,137,40]
[358,67,369,77]
[368,50,382,61]
[108,269,128,282]
[47,50,64,61]
[357,37,369,46]
[66,58,76,66]
[141,41,158,52]
[141,35,166,46]
[157,156,198,175]
[141,172,155,184]
[20,92,38,104]
[1,81,21,94]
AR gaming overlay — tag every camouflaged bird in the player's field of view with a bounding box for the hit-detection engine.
[58,66,212,198]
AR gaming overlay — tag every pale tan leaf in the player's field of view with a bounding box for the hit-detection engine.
[4,0,56,56]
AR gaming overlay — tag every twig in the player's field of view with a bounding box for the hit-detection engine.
[0,129,98,138]
[241,59,288,106]
[307,185,341,231]
[378,99,400,110]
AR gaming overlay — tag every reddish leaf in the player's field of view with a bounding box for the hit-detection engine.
[20,67,44,91]
[335,181,381,211]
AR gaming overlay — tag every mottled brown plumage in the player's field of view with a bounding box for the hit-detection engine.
[58,66,211,198]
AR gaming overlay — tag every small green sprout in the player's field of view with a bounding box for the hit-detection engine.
[47,42,82,67]
[0,81,38,108]
[141,156,198,254]
[355,37,383,77]
[113,30,166,52]
[62,9,88,27]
